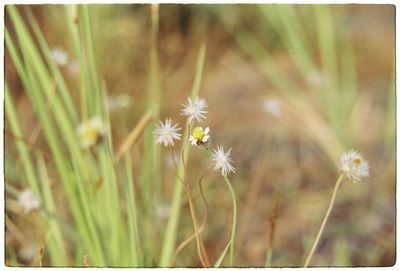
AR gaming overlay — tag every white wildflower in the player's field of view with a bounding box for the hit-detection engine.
[51,48,68,66]
[19,241,40,262]
[189,127,210,146]
[212,146,236,176]
[154,118,182,147]
[263,98,282,117]
[156,204,171,220]
[339,150,370,183]
[181,97,208,123]
[107,93,133,112]
[67,59,79,77]
[18,190,40,214]
[76,116,107,149]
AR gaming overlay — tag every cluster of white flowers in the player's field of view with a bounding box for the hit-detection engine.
[51,48,80,78]
[76,116,108,149]
[338,150,370,183]
[154,96,236,176]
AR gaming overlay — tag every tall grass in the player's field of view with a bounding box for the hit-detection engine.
[6,5,213,267]
[6,5,138,266]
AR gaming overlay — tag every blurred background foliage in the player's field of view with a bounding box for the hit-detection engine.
[5,4,395,267]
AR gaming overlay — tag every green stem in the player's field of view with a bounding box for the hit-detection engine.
[304,174,344,267]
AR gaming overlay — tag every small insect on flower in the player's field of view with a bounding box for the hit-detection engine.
[181,97,208,123]
[51,48,68,66]
[76,116,108,149]
[154,118,182,147]
[212,145,236,176]
[339,150,370,183]
[189,127,210,146]
[18,190,40,214]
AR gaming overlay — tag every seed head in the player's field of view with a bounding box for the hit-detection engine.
[339,150,370,182]
[154,118,182,147]
[181,97,208,123]
[211,145,236,176]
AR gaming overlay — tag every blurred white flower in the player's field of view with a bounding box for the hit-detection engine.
[189,126,210,146]
[19,240,39,262]
[67,59,80,77]
[212,146,236,177]
[263,98,282,117]
[181,97,208,123]
[51,48,68,66]
[107,93,133,112]
[154,118,182,147]
[156,204,171,220]
[308,70,325,87]
[18,190,40,214]
[76,116,107,149]
[339,150,370,183]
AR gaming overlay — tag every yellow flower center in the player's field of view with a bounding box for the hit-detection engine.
[192,127,204,140]
[352,158,361,167]
[82,125,99,143]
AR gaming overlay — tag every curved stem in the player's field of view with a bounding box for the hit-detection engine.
[223,175,237,266]
[180,123,210,267]
[185,168,210,267]
[304,174,344,267]
[170,164,212,265]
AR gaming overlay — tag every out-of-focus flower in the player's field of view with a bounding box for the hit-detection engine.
[107,93,133,112]
[263,98,282,118]
[211,146,236,177]
[156,203,171,220]
[19,240,40,262]
[189,127,210,146]
[154,118,181,147]
[67,59,80,77]
[18,190,40,214]
[181,97,208,123]
[51,48,68,66]
[76,116,107,149]
[308,70,325,87]
[339,150,370,183]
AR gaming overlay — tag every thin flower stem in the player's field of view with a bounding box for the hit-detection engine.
[223,175,237,266]
[183,155,210,267]
[304,174,344,267]
[176,123,210,267]
[170,164,212,266]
